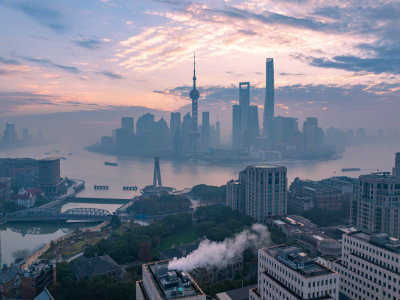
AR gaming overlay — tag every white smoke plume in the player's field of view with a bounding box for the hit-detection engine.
[168,223,271,271]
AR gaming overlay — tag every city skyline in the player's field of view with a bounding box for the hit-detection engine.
[0,0,399,130]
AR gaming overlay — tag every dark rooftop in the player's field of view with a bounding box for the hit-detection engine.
[145,261,205,299]
[71,255,124,280]
[216,285,256,300]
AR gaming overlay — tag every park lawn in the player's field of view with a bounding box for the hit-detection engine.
[152,227,197,258]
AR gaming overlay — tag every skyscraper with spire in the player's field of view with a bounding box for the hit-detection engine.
[263,58,275,137]
[190,54,200,131]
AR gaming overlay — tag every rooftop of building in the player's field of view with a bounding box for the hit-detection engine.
[144,261,205,299]
[24,261,53,278]
[347,231,400,254]
[216,284,257,300]
[0,158,38,165]
[263,245,334,278]
[0,265,23,284]
[70,255,124,280]
[359,172,400,183]
[246,165,286,170]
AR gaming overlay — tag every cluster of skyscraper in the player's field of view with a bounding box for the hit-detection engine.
[98,56,220,157]
[0,123,39,149]
[232,58,326,158]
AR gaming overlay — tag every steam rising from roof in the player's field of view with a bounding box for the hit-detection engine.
[168,223,271,271]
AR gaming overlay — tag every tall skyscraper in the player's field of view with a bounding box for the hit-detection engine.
[121,117,134,135]
[170,112,181,134]
[232,104,241,149]
[393,152,400,177]
[245,105,259,147]
[239,82,250,137]
[2,123,17,148]
[355,173,400,238]
[201,111,210,149]
[303,117,323,153]
[226,165,287,223]
[189,54,200,131]
[263,58,274,136]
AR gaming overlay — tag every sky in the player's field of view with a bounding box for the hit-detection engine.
[0,0,399,131]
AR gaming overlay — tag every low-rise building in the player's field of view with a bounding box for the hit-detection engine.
[250,245,339,300]
[21,261,55,300]
[0,265,23,299]
[70,255,125,281]
[0,177,11,203]
[136,260,206,300]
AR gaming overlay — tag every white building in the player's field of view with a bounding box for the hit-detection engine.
[226,165,287,223]
[331,231,400,300]
[136,260,206,300]
[250,245,339,300]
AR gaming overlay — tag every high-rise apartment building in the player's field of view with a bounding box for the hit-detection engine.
[226,165,287,223]
[393,152,400,177]
[330,231,400,300]
[263,58,274,137]
[136,260,206,300]
[249,245,338,300]
[354,173,400,238]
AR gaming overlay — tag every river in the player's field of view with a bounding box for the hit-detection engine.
[1,141,399,265]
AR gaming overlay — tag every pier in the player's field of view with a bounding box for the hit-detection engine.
[94,185,109,190]
[123,186,138,191]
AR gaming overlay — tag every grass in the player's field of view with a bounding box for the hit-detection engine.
[151,227,197,258]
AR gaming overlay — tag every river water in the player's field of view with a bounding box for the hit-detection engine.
[1,141,399,265]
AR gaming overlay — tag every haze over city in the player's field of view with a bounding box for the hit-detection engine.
[1,0,399,137]
[0,1,400,300]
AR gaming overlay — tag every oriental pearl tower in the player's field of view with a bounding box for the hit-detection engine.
[189,53,200,151]
[190,53,200,131]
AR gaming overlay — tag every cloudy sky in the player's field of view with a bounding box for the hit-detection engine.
[0,0,399,130]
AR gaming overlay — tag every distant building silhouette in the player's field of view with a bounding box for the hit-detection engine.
[303,117,324,154]
[201,111,210,149]
[121,117,134,136]
[263,58,274,136]
[190,54,200,131]
[393,152,400,177]
[232,104,241,149]
[2,123,17,148]
[170,112,181,134]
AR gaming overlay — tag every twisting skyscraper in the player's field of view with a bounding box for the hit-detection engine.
[190,54,200,131]
[263,58,275,136]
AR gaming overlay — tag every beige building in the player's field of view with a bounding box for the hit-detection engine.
[226,165,287,223]
[355,173,400,238]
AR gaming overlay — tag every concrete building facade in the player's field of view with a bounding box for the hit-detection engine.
[355,173,400,238]
[332,231,400,300]
[227,165,287,223]
[250,245,338,300]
